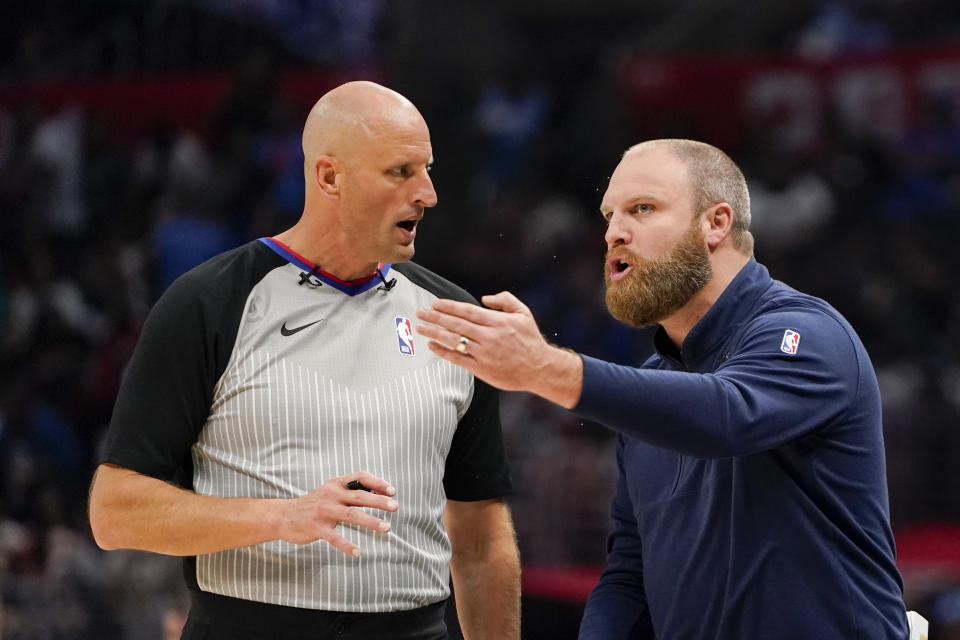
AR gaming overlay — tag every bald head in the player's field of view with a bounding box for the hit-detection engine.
[302,81,425,166]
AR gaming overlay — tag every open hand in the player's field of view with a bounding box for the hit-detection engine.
[416,292,583,407]
[277,471,398,557]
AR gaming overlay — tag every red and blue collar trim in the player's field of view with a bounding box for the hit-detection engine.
[259,237,391,296]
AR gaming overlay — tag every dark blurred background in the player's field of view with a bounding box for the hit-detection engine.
[2,1,960,638]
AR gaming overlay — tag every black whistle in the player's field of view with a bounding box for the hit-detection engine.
[346,480,374,493]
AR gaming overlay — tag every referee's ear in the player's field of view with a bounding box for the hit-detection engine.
[313,156,341,199]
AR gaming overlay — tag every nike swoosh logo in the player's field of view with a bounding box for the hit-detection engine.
[280,319,323,336]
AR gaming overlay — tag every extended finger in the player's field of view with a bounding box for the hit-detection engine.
[414,321,454,346]
[415,307,486,340]
[427,299,501,325]
[341,505,393,534]
[321,530,363,558]
[481,291,531,316]
[343,487,399,516]
[348,471,397,497]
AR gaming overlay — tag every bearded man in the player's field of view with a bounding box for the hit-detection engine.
[416,139,909,639]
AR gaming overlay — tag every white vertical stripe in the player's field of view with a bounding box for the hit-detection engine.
[254,349,264,603]
[324,376,334,605]
[237,351,251,598]
[278,358,288,604]
[312,370,321,604]
[334,379,343,607]
[374,386,388,611]
[355,391,365,603]
[397,374,411,601]
[408,370,425,600]
[265,351,274,606]
[294,363,304,606]
[415,371,430,600]
[232,350,242,599]
[426,365,443,572]
[346,386,357,607]
[231,352,242,598]
[238,349,249,602]
[212,371,224,596]
[408,369,422,601]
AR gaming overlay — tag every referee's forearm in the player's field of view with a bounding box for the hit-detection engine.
[89,463,281,555]
[449,523,521,639]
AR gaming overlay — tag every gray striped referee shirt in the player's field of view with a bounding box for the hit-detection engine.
[101,238,511,613]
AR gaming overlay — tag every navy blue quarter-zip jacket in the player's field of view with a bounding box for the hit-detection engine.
[575,259,907,639]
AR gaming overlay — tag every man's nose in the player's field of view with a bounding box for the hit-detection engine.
[604,212,630,249]
[413,172,438,208]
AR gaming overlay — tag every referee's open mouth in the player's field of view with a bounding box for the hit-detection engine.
[396,214,421,241]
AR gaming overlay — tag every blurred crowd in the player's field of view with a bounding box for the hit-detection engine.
[3,1,960,638]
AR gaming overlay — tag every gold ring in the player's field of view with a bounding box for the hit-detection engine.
[455,336,469,354]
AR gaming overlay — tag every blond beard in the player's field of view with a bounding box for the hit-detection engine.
[604,221,713,328]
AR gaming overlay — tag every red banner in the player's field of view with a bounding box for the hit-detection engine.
[616,47,960,151]
[0,66,383,143]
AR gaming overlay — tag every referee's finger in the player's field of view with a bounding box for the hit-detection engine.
[323,531,363,558]
[343,504,393,533]
[350,471,397,497]
[343,488,399,515]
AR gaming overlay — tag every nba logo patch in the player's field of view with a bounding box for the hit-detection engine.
[395,317,415,356]
[780,329,800,354]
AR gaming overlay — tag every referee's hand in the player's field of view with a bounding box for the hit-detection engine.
[277,471,398,558]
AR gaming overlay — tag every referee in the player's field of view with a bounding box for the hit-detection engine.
[89,81,520,640]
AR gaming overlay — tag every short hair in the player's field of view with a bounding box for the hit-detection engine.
[625,139,754,255]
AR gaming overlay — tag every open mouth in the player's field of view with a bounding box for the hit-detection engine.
[396,217,420,240]
[608,257,633,282]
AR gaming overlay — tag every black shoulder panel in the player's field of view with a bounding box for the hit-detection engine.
[100,241,284,484]
[392,261,479,305]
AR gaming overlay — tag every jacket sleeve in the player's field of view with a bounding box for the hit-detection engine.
[579,438,655,640]
[572,309,860,458]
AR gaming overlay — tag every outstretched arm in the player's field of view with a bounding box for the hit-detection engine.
[420,294,859,458]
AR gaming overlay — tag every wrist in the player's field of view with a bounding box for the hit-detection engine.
[532,345,583,409]
[251,497,286,540]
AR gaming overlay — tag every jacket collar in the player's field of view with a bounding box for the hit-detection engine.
[652,258,772,368]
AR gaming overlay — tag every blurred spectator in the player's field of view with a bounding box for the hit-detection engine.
[30,106,87,246]
[796,0,893,57]
[470,63,552,200]
[252,96,306,226]
[746,148,836,255]
[149,132,239,290]
[931,585,960,639]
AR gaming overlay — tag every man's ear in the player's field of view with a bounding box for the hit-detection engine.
[313,156,340,198]
[703,203,733,249]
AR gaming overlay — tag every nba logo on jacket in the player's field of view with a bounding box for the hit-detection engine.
[395,317,415,355]
[780,329,800,354]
